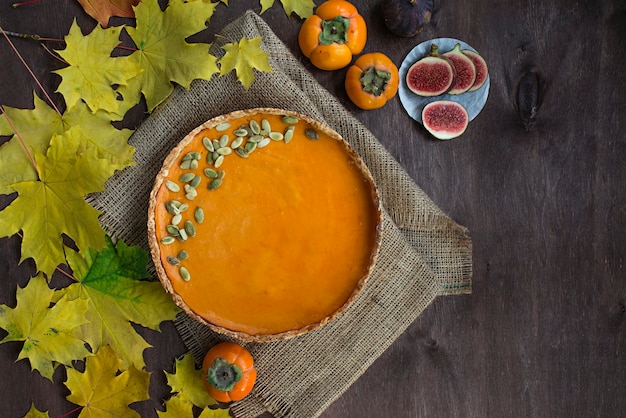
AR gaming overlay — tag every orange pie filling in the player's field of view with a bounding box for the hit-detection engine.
[149,110,382,340]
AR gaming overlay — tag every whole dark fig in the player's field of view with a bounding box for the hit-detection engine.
[382,0,434,37]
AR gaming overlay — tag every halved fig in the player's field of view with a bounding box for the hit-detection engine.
[422,100,468,140]
[406,46,456,96]
[462,49,488,91]
[442,43,476,95]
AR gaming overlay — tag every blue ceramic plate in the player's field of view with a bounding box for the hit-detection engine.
[398,37,490,124]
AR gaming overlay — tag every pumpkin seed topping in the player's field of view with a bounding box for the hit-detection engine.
[284,127,294,144]
[177,250,189,260]
[189,160,199,170]
[250,120,261,135]
[204,168,218,178]
[244,142,257,153]
[257,137,271,148]
[165,180,180,192]
[194,207,205,223]
[184,220,196,237]
[269,131,284,141]
[215,122,231,132]
[281,115,298,124]
[231,136,244,149]
[179,266,191,281]
[216,147,232,156]
[180,159,192,169]
[214,155,225,168]
[219,135,229,148]
[178,228,188,241]
[179,173,195,183]
[235,148,249,158]
[166,224,180,236]
[202,137,214,152]
[165,201,180,215]
[167,256,180,266]
[178,203,189,212]
[171,213,182,226]
[190,175,202,188]
[161,236,175,245]
[305,128,319,140]
[208,178,223,190]
[261,119,271,134]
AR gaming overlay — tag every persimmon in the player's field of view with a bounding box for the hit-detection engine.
[345,52,399,110]
[298,0,367,71]
[201,341,256,402]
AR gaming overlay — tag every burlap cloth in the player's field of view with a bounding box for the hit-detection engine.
[88,10,472,418]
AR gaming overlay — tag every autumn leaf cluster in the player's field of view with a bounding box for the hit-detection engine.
[0,0,301,277]
[0,0,315,415]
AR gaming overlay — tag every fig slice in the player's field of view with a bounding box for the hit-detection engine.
[406,46,456,97]
[462,49,488,92]
[422,100,468,140]
[442,43,476,95]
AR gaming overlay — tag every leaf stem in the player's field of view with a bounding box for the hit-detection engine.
[0,105,41,178]
[56,265,77,282]
[0,25,63,117]
[12,0,42,7]
[59,405,84,418]
[0,29,63,43]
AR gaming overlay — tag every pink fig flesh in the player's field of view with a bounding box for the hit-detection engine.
[422,100,468,140]
[406,55,456,97]
[462,49,488,92]
[442,43,476,95]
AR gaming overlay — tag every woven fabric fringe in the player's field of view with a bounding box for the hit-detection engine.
[88,11,472,418]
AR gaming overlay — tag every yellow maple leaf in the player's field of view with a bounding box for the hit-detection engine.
[55,21,141,116]
[219,37,272,90]
[0,275,91,380]
[65,345,150,417]
[0,128,111,277]
[123,0,219,111]
[260,0,315,17]
[23,403,50,418]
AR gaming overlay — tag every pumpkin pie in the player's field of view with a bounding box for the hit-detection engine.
[148,108,383,342]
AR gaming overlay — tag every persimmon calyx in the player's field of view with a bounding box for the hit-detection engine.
[319,16,350,45]
[207,357,243,391]
[360,67,392,97]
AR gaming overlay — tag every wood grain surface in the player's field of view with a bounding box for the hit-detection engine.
[1,0,625,417]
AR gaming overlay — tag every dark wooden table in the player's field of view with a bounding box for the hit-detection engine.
[1,0,625,417]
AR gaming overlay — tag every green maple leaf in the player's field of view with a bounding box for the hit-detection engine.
[0,129,110,277]
[55,20,141,116]
[65,345,150,418]
[60,236,180,370]
[123,0,219,111]
[259,0,315,17]
[0,94,135,195]
[219,37,272,90]
[0,275,91,380]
